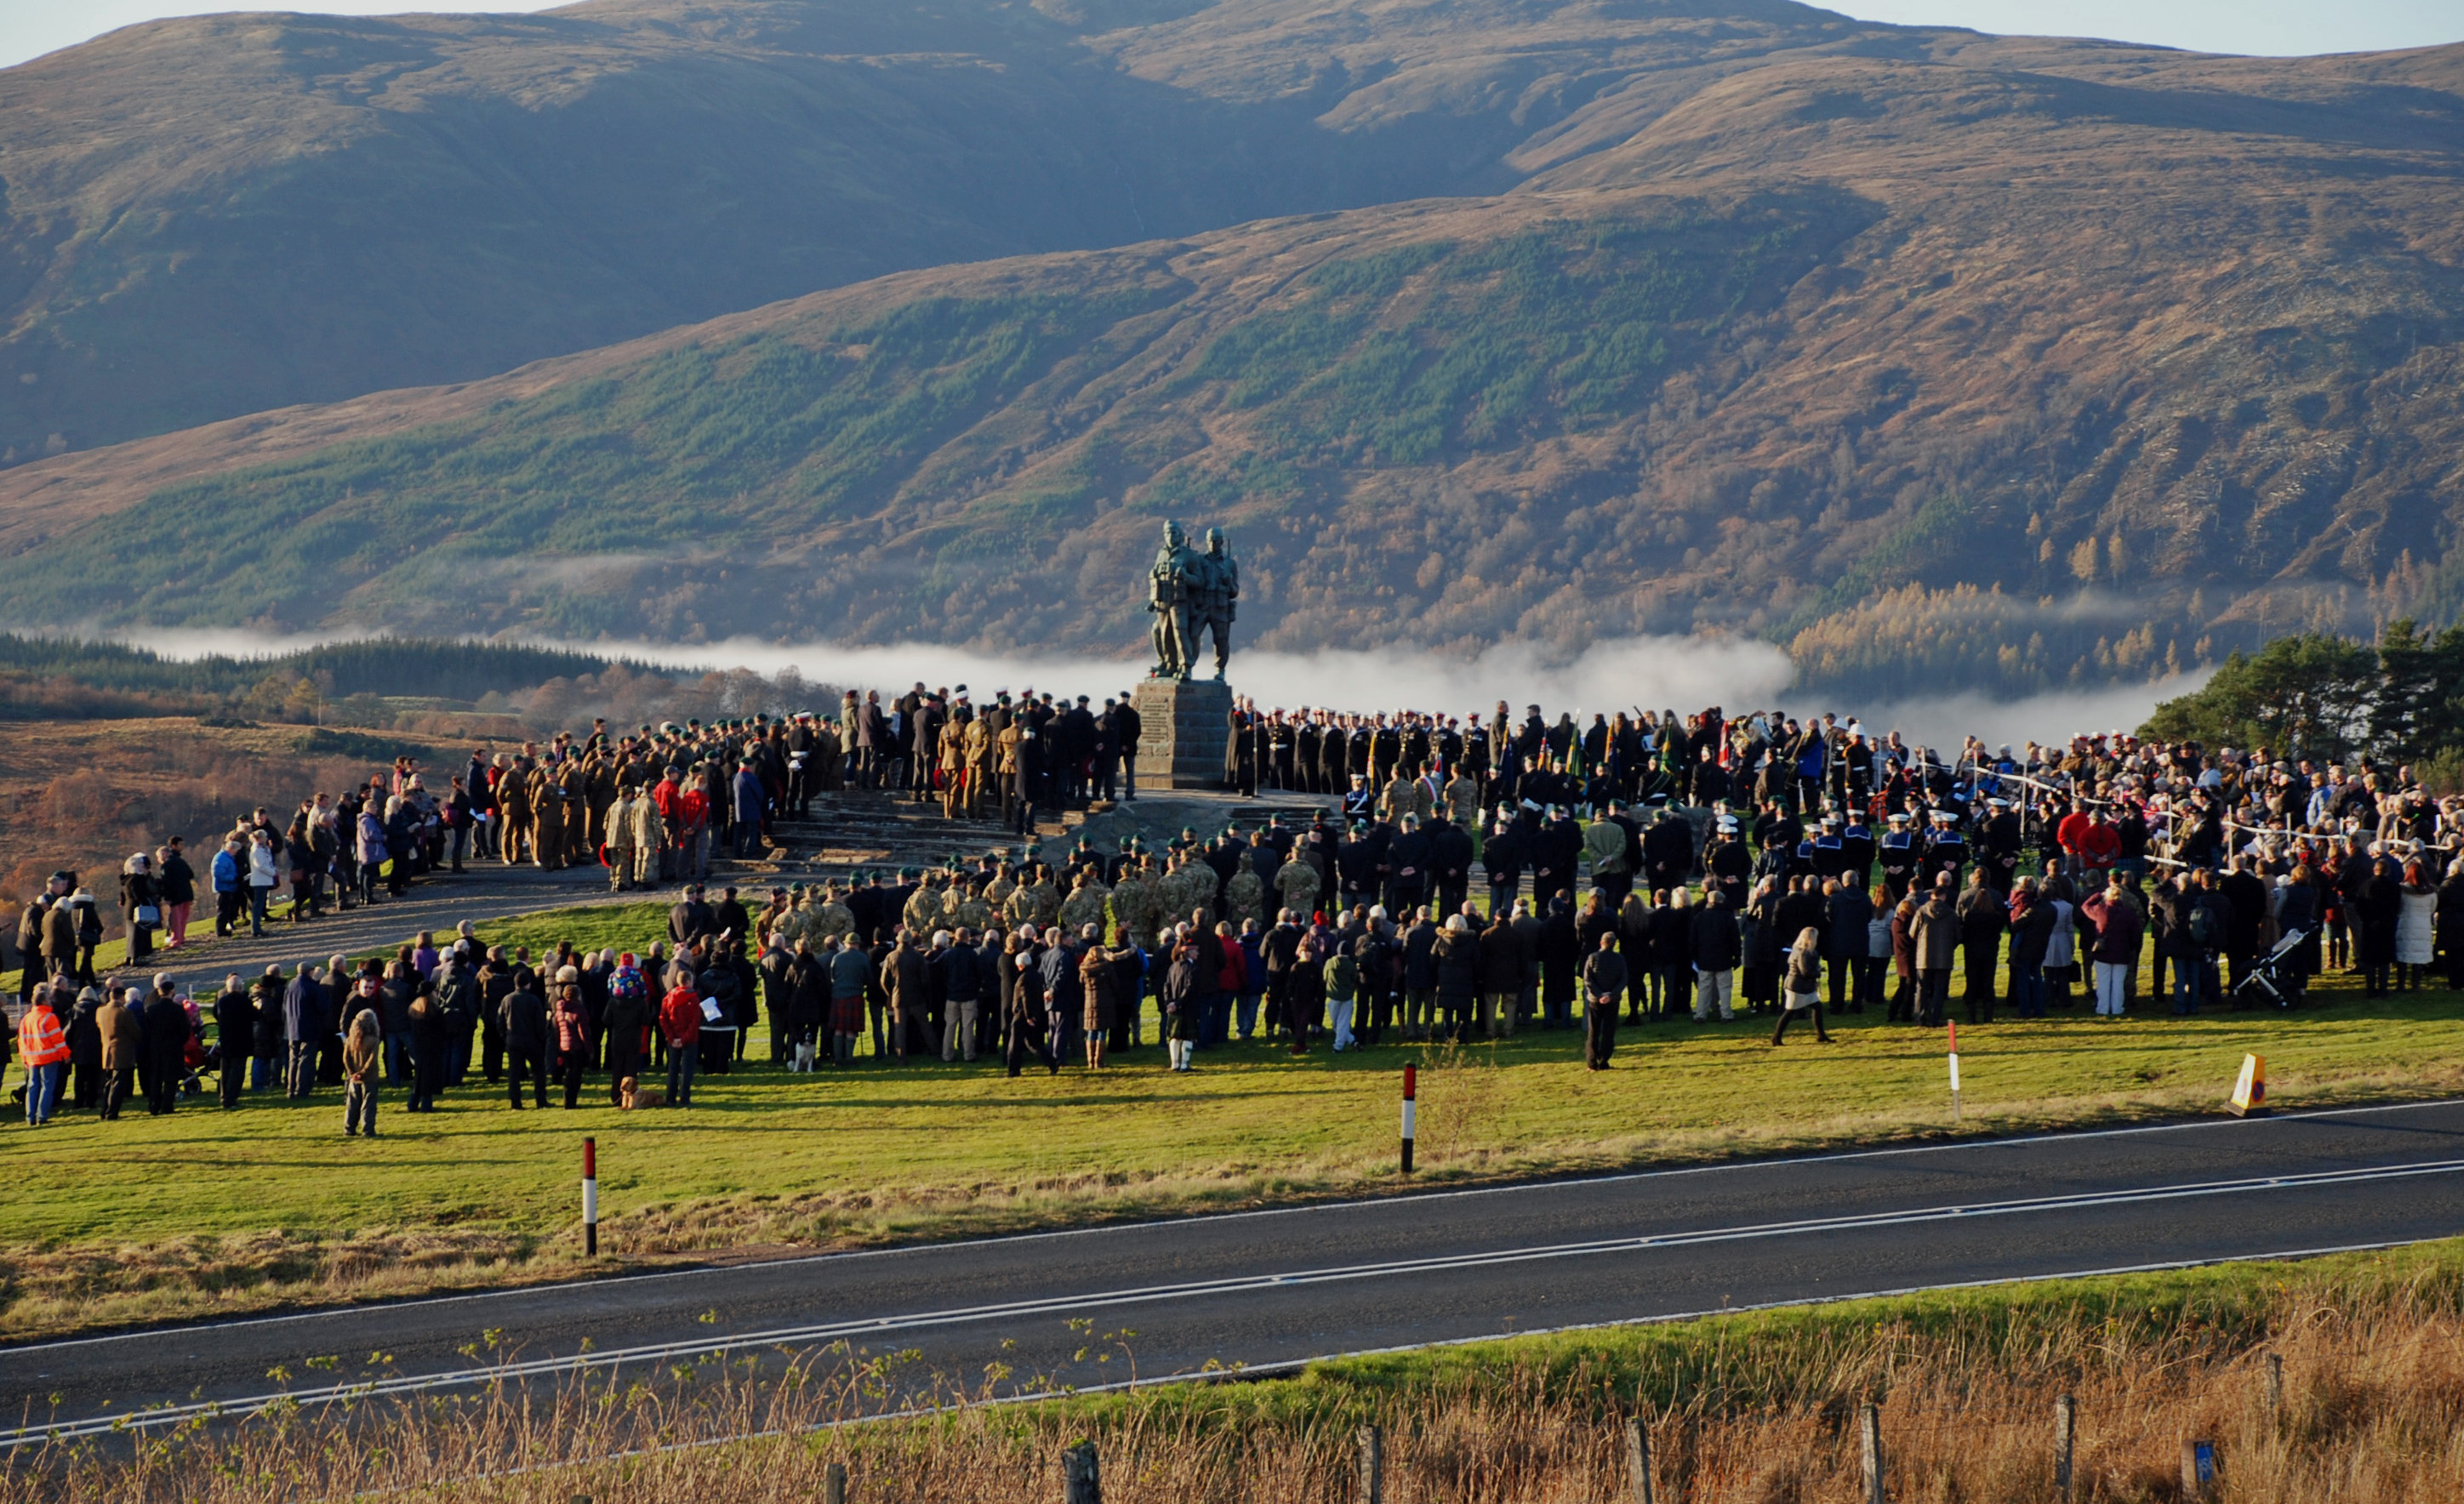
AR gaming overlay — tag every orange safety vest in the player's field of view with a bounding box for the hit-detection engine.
[17,1006,68,1067]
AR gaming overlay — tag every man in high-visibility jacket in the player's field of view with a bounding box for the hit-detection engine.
[16,985,70,1125]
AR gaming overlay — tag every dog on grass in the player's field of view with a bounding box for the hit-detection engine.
[619,1075,664,1110]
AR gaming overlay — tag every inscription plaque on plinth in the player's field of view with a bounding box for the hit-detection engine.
[1132,678,1232,791]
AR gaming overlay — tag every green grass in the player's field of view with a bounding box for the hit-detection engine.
[5,902,2461,1257]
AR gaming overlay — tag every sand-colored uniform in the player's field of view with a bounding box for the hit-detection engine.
[531,767,568,871]
[962,721,995,818]
[940,732,968,818]
[498,766,533,865]
[607,789,640,890]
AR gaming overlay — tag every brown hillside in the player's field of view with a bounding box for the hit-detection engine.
[0,0,1915,459]
[1,3,2461,694]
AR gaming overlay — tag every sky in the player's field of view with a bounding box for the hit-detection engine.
[4,0,2460,70]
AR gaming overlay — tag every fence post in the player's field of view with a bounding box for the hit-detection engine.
[824,1462,847,1504]
[1357,1425,1383,1504]
[1858,1403,1885,1504]
[2053,1393,2075,1501]
[2263,1352,2284,1416]
[1064,1441,1102,1504]
[1623,1416,1656,1504]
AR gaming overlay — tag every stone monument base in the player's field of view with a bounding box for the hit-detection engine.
[1133,677,1232,791]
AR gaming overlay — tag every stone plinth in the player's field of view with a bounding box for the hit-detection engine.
[1132,677,1232,791]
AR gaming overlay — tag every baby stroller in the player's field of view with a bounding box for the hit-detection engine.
[2235,927,2309,1010]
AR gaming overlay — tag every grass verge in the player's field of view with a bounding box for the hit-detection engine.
[16,1239,2464,1501]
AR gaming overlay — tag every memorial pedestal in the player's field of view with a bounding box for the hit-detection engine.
[1133,678,1232,791]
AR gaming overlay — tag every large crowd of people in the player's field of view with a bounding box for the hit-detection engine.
[9,689,2464,1128]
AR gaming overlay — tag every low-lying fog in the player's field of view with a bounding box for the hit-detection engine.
[117,629,2204,751]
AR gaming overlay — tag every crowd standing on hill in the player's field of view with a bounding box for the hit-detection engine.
[10,691,2464,1126]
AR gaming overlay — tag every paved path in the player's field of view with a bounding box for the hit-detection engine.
[10,1100,2463,1445]
[134,864,636,996]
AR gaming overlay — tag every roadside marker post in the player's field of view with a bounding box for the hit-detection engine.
[1400,1063,1417,1175]
[583,1137,599,1256]
[2180,1438,2220,1501]
[2228,1054,2268,1118]
[1948,1022,1962,1125]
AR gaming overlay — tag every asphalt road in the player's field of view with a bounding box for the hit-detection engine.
[9,1099,2464,1445]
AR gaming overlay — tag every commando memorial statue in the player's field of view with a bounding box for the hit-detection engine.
[1147,519,1238,681]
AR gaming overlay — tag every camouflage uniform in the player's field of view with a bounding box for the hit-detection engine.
[1225,867,1266,929]
[1444,772,1482,829]
[1274,855,1320,920]
[903,878,947,937]
[1058,876,1110,939]
[810,892,856,948]
[949,885,990,935]
[1109,869,1157,949]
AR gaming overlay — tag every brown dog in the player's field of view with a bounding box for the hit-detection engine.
[619,1075,664,1110]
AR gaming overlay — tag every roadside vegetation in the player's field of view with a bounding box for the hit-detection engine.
[14,1239,2464,1502]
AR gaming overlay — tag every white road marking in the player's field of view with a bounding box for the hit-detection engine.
[10,1154,2461,1447]
[15,1095,2460,1356]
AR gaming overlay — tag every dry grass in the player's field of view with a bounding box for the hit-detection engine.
[11,1243,2464,1502]
[0,716,474,925]
[0,1228,607,1342]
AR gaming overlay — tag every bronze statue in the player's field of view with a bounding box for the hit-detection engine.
[1147,520,1235,681]
[1148,520,1201,681]
[1195,527,1237,681]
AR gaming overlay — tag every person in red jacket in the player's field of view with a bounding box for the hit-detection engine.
[659,969,703,1107]
[2075,809,2122,878]
[2054,802,2095,879]
[17,984,71,1125]
[676,780,711,884]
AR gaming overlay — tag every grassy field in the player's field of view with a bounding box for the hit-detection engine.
[23,1238,2464,1501]
[3,892,2463,1340]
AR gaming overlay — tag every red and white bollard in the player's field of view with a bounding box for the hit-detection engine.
[583,1137,600,1256]
[1400,1063,1417,1175]
[1947,1022,1962,1125]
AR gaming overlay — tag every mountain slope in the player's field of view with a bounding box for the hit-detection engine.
[3,3,2463,695]
[0,0,1925,459]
